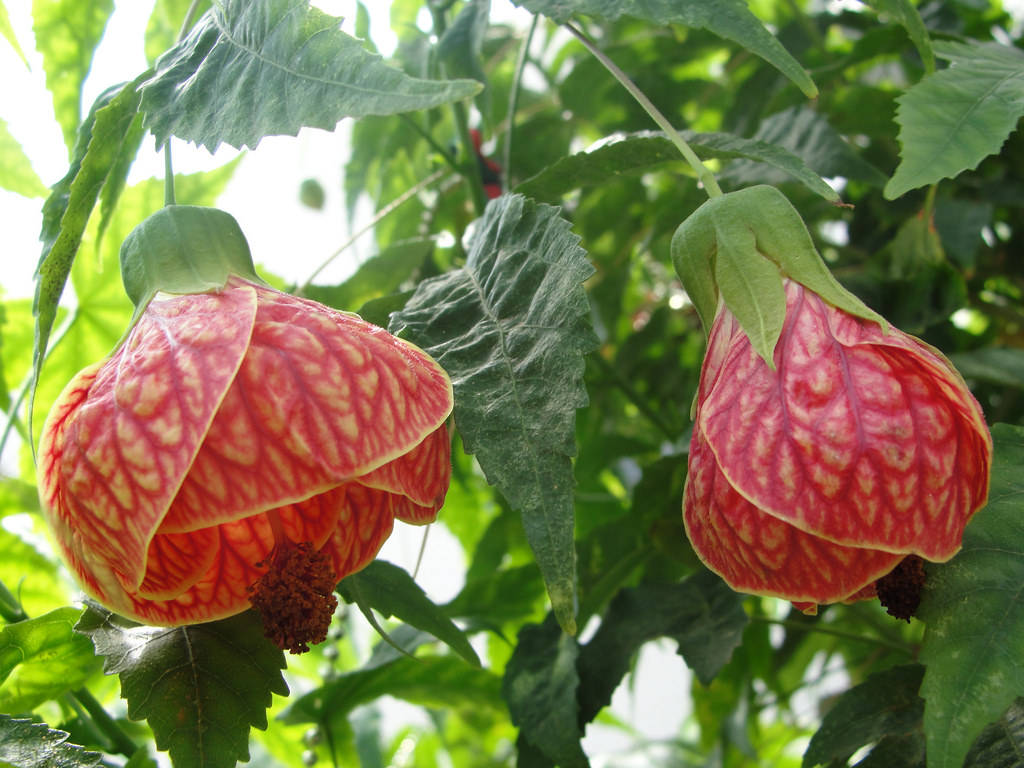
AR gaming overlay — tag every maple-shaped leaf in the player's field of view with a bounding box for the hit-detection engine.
[0,714,101,768]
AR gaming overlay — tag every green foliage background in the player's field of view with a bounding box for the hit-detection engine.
[3,0,1024,766]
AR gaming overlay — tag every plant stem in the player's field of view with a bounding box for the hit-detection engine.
[504,14,539,188]
[565,21,723,199]
[591,354,679,441]
[163,144,176,206]
[749,615,914,655]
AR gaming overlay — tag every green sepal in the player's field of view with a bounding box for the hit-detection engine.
[671,185,887,368]
[120,205,265,319]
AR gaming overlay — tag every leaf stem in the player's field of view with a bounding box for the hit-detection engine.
[749,615,915,655]
[163,143,176,206]
[564,22,723,199]
[503,14,539,188]
[71,687,140,758]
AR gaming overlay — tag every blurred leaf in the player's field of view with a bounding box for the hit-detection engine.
[502,616,589,768]
[0,715,101,768]
[300,238,435,312]
[719,106,888,189]
[75,605,288,768]
[438,0,489,85]
[860,0,934,73]
[31,0,115,151]
[140,0,482,151]
[963,698,1024,768]
[802,664,925,767]
[885,41,1024,199]
[917,423,1024,768]
[32,78,144,439]
[338,560,480,667]
[512,0,816,96]
[0,524,67,619]
[282,653,503,725]
[0,119,48,198]
[144,0,211,65]
[948,348,1024,390]
[0,2,27,66]
[390,195,599,635]
[0,607,101,713]
[577,569,746,727]
[516,130,840,203]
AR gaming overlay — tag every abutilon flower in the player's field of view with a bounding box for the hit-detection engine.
[683,279,992,611]
[37,206,453,651]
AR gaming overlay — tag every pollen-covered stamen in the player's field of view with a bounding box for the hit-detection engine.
[248,512,339,654]
[875,554,926,622]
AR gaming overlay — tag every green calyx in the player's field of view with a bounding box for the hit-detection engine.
[670,185,887,368]
[120,205,265,314]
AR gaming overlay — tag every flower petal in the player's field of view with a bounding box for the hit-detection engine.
[37,286,257,595]
[322,483,402,580]
[685,425,903,604]
[356,424,451,523]
[699,282,991,560]
[161,281,453,533]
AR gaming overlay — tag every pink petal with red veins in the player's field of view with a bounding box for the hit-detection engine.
[357,424,451,523]
[161,280,453,533]
[685,427,903,604]
[699,281,991,560]
[323,483,401,580]
[38,287,257,595]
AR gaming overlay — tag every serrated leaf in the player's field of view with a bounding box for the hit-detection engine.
[512,0,816,97]
[338,560,480,667]
[803,664,925,767]
[719,106,888,189]
[0,607,101,713]
[515,130,840,203]
[144,0,212,65]
[140,0,482,151]
[916,423,1024,768]
[963,698,1024,768]
[389,195,599,635]
[577,570,746,726]
[75,604,289,768]
[0,715,101,768]
[281,653,503,725]
[31,0,115,151]
[31,77,145,441]
[0,119,48,198]
[885,41,1024,199]
[502,616,589,768]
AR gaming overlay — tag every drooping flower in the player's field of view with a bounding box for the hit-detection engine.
[683,279,992,610]
[37,207,453,648]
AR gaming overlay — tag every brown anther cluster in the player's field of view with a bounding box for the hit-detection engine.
[248,541,339,654]
[875,554,926,622]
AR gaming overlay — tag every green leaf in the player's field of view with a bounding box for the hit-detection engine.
[885,41,1024,199]
[32,78,144,440]
[802,664,925,767]
[390,195,599,635]
[0,607,101,713]
[860,0,935,73]
[75,605,289,768]
[511,0,816,97]
[338,560,481,667]
[140,0,483,151]
[0,2,28,66]
[438,0,489,86]
[516,130,841,203]
[281,652,504,725]
[144,0,212,65]
[718,106,888,190]
[963,698,1024,768]
[949,347,1024,390]
[577,570,747,726]
[31,0,115,151]
[0,119,48,198]
[0,715,101,768]
[299,237,435,312]
[917,423,1024,768]
[502,616,589,768]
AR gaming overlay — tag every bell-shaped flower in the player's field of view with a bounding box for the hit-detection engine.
[37,206,453,651]
[672,186,992,611]
[683,280,991,609]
